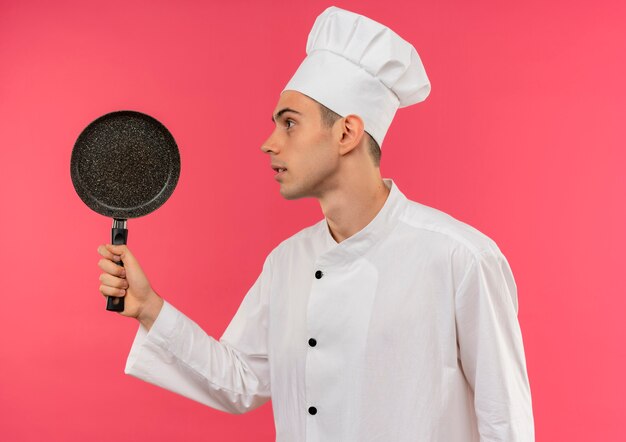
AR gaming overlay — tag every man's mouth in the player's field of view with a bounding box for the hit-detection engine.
[271,165,288,177]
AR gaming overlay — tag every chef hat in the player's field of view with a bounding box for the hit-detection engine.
[283,6,431,147]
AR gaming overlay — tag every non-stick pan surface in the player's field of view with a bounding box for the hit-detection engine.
[70,110,180,219]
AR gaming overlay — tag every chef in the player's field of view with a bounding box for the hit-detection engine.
[97,6,534,441]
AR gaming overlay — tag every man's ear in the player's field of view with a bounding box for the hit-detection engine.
[335,114,365,156]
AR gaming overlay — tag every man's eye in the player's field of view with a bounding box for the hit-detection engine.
[285,119,295,129]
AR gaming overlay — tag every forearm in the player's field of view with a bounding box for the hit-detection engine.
[125,300,271,414]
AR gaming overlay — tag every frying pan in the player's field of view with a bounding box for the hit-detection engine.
[70,110,180,312]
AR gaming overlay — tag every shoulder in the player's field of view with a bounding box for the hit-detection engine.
[398,197,505,260]
[398,198,516,297]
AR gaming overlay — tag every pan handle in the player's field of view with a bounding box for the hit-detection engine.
[107,218,128,312]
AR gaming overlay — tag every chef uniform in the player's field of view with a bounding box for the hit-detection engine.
[125,6,535,442]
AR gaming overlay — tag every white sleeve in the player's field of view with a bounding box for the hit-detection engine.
[124,257,272,414]
[455,249,535,441]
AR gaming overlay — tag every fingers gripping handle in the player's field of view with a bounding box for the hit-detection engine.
[107,218,128,312]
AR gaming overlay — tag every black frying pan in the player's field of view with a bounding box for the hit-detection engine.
[70,110,180,312]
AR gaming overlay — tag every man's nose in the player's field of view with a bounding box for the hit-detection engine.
[261,131,279,154]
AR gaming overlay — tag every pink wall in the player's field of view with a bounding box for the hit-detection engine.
[1,0,624,440]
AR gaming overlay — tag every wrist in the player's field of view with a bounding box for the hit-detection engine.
[137,291,164,331]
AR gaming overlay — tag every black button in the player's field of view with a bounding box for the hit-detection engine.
[308,406,317,415]
[315,270,323,279]
[308,338,317,347]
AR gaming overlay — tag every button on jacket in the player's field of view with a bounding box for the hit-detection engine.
[125,179,534,441]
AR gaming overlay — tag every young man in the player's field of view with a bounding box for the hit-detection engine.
[97,6,534,441]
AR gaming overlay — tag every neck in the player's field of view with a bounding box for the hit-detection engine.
[319,172,390,243]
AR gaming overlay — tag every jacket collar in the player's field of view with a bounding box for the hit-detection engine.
[317,178,407,265]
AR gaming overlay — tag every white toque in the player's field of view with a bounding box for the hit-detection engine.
[283,6,431,147]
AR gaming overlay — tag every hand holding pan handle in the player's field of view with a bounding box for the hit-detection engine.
[70,110,180,312]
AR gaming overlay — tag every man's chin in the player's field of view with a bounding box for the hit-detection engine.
[279,184,308,201]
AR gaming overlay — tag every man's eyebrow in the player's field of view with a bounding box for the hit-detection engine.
[271,107,302,123]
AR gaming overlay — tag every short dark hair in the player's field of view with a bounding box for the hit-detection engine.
[318,103,381,167]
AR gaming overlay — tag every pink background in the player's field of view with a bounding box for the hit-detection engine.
[1,0,624,440]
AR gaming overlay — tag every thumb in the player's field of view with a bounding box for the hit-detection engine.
[104,243,137,266]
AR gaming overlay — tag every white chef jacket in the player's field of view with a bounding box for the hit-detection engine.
[125,179,534,441]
